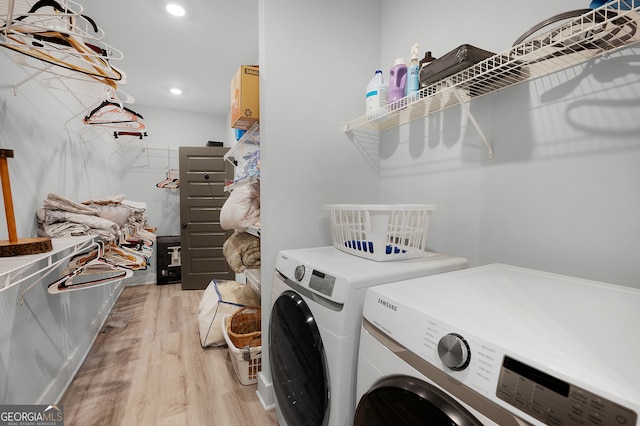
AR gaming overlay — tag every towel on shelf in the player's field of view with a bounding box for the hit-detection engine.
[223,231,260,273]
[37,209,121,241]
[43,193,99,215]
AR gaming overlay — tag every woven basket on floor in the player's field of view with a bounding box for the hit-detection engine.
[227,306,262,348]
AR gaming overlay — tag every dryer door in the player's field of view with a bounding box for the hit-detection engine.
[355,376,484,426]
[270,289,329,426]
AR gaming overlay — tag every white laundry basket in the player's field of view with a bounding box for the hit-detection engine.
[222,315,262,386]
[323,204,437,261]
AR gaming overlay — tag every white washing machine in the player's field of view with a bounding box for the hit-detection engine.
[268,246,468,426]
[355,263,640,426]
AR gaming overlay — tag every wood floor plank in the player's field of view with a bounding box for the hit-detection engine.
[60,283,276,426]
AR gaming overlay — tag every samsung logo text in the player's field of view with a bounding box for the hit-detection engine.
[377,298,397,311]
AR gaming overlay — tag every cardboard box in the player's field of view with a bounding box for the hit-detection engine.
[231,65,259,130]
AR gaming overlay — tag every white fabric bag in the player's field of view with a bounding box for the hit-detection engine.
[198,279,260,348]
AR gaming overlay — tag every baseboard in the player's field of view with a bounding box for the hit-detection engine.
[256,371,275,411]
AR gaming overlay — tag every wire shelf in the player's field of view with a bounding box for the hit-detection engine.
[343,2,640,133]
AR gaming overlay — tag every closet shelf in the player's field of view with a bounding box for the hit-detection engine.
[223,122,260,163]
[342,3,640,134]
[224,122,260,191]
[0,235,94,291]
[244,225,260,238]
[244,267,261,294]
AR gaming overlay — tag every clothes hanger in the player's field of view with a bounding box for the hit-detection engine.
[2,34,124,88]
[3,0,82,34]
[12,53,127,97]
[156,170,180,189]
[47,241,134,294]
[1,0,124,85]
[156,148,180,189]
[84,100,144,124]
[11,0,104,41]
[116,245,150,268]
[103,244,147,270]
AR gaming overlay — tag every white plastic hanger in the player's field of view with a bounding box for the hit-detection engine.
[47,241,134,294]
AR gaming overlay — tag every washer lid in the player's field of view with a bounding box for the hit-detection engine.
[363,263,640,412]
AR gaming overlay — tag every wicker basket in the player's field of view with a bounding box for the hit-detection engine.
[227,306,262,348]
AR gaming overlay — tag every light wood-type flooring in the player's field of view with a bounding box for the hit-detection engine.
[60,283,277,426]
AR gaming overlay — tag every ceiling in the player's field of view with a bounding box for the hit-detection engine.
[79,0,259,117]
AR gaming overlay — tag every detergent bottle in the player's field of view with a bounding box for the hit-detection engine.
[365,70,388,114]
[388,58,407,105]
[406,43,420,100]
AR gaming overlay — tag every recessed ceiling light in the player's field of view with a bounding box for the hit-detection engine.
[166,3,186,17]
[170,88,183,95]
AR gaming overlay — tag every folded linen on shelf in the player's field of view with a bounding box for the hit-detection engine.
[223,231,260,273]
[37,193,152,246]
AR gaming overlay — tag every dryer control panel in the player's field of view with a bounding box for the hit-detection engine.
[497,356,637,426]
[275,252,347,304]
[308,269,336,297]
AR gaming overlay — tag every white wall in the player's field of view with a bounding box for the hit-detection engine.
[257,0,381,406]
[115,104,228,237]
[376,0,640,288]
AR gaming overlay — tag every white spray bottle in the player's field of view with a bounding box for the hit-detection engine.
[406,43,420,100]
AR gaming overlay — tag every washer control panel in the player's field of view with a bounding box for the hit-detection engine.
[497,356,637,426]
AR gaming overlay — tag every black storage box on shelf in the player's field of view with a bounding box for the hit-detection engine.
[156,235,181,285]
[420,44,495,87]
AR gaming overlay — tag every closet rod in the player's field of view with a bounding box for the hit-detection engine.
[143,144,179,152]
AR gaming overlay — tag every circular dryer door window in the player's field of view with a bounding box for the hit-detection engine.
[270,290,329,425]
[355,376,484,426]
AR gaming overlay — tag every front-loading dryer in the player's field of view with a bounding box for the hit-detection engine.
[355,263,640,426]
[268,246,468,426]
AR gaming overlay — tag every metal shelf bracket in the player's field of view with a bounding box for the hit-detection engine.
[448,80,494,159]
